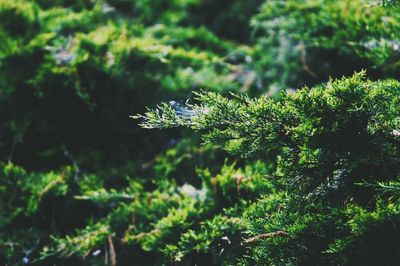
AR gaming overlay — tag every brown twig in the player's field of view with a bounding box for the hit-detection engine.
[232,173,249,194]
[244,231,290,244]
[299,41,317,78]
[108,235,117,266]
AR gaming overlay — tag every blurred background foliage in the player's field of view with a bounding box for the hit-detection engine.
[0,0,399,265]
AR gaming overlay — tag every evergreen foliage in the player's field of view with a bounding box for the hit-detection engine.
[251,0,400,90]
[136,72,400,264]
[1,0,399,265]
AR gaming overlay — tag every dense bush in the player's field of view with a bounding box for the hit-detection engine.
[1,0,399,265]
[0,0,254,171]
[137,72,400,265]
[251,0,400,91]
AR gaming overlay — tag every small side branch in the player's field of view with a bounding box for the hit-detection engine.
[108,235,117,266]
[244,231,290,244]
[299,41,317,78]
